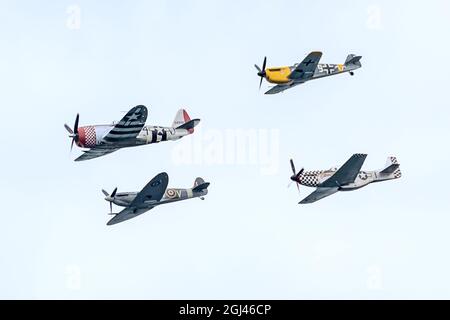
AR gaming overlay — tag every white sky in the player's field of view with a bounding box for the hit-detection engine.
[0,0,449,299]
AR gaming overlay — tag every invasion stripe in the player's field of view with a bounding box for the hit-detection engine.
[107,130,142,135]
[109,128,143,134]
[105,132,138,138]
[107,133,141,138]
[115,121,144,126]
[104,137,137,141]
[114,124,144,129]
[110,125,143,131]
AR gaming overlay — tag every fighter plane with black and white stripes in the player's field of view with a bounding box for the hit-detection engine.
[289,154,401,204]
[255,51,362,94]
[64,105,200,161]
[102,172,210,225]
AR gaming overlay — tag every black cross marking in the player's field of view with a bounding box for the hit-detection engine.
[304,59,314,66]
[322,64,335,75]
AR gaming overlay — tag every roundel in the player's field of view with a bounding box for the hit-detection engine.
[359,171,368,180]
[166,189,176,198]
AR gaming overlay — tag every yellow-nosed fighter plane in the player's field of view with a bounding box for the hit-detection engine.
[255,51,362,94]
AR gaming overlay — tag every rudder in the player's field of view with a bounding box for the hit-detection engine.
[172,109,191,128]
[172,109,200,134]
[380,156,401,178]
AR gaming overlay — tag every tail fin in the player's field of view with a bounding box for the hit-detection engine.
[192,177,210,192]
[172,109,200,134]
[345,54,362,67]
[380,156,401,178]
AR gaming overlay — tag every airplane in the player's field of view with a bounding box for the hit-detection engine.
[64,105,200,161]
[289,154,401,204]
[102,172,210,225]
[255,51,362,94]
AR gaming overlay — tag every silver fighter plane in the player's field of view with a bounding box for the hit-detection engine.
[64,105,200,161]
[290,154,401,204]
[103,172,210,225]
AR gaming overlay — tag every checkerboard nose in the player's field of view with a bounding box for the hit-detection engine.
[77,126,97,148]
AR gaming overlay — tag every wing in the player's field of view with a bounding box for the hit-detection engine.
[102,105,148,144]
[264,82,302,95]
[106,173,169,226]
[320,153,368,187]
[288,51,322,81]
[75,147,119,162]
[129,172,169,207]
[106,207,154,226]
[299,187,339,204]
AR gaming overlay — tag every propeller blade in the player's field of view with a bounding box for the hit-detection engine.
[64,124,73,135]
[102,189,109,197]
[70,138,75,151]
[290,159,296,175]
[110,201,112,214]
[110,187,117,198]
[256,57,267,90]
[296,168,305,178]
[296,182,300,194]
[74,114,79,135]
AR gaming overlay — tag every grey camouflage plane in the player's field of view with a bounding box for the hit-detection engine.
[255,51,362,94]
[103,172,210,225]
[289,154,401,204]
[64,105,200,161]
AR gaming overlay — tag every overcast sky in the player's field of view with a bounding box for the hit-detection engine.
[1,0,449,299]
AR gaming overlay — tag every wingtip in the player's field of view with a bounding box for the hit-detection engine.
[158,172,169,179]
[106,217,119,226]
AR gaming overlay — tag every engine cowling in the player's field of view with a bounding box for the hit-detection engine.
[77,126,97,148]
[265,67,292,84]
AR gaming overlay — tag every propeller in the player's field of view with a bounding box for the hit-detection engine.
[254,56,267,89]
[64,114,80,151]
[103,187,118,214]
[289,159,304,194]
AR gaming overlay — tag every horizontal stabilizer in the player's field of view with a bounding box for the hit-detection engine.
[176,119,200,131]
[192,182,210,192]
[345,54,362,66]
[380,163,400,174]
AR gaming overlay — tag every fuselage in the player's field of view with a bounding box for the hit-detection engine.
[107,187,208,208]
[76,124,191,149]
[294,168,401,191]
[264,63,356,85]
